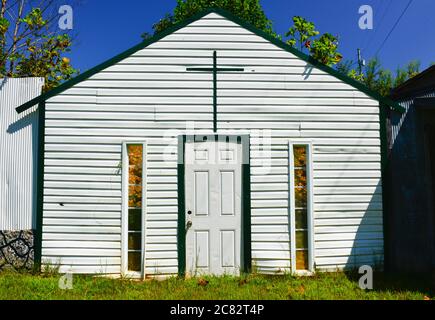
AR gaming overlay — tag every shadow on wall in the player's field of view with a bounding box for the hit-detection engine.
[302,65,313,81]
[342,181,385,272]
[7,110,39,231]
[0,78,7,90]
[386,103,435,273]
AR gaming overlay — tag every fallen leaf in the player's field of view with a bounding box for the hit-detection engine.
[239,279,248,286]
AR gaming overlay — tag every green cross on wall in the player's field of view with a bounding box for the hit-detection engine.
[187,51,244,133]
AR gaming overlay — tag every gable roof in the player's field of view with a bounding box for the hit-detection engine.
[390,65,435,100]
[16,7,405,114]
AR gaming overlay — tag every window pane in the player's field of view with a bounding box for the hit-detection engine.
[128,145,143,185]
[295,187,307,208]
[294,169,307,187]
[129,185,142,208]
[129,167,143,185]
[128,252,142,272]
[128,145,143,166]
[129,209,142,231]
[293,146,307,167]
[295,209,308,229]
[296,231,308,249]
[296,250,309,270]
[128,233,142,251]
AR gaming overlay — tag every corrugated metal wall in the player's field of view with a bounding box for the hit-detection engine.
[391,91,435,144]
[0,78,44,231]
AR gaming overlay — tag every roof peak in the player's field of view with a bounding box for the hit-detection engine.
[16,6,404,113]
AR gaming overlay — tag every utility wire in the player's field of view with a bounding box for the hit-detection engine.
[359,0,383,50]
[363,0,393,52]
[374,0,414,56]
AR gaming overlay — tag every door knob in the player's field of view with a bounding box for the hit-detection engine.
[186,220,193,228]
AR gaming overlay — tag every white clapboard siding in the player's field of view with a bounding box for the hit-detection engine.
[41,12,383,275]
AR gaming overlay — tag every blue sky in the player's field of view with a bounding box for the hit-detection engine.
[68,0,434,74]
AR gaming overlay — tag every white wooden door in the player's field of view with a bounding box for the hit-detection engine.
[185,140,242,276]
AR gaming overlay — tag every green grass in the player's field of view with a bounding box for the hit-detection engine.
[0,270,433,300]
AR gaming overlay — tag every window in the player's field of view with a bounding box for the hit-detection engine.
[126,144,144,272]
[290,143,313,272]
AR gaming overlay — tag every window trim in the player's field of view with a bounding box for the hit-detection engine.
[289,140,315,273]
[122,141,147,279]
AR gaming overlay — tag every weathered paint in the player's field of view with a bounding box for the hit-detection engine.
[0,78,44,231]
[38,12,384,275]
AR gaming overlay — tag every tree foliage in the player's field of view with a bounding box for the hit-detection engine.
[150,0,274,36]
[285,16,318,51]
[0,0,77,91]
[128,145,143,209]
[285,16,342,66]
[310,33,342,66]
[337,58,421,96]
[147,1,342,67]
[142,1,422,96]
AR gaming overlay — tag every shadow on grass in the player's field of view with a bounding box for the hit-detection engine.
[344,270,435,297]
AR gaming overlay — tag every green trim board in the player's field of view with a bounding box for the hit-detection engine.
[213,51,217,133]
[177,135,187,276]
[177,134,251,276]
[241,135,252,273]
[34,101,45,270]
[16,7,404,114]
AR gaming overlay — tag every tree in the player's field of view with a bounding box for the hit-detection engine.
[397,60,420,85]
[310,33,342,66]
[285,16,342,66]
[339,57,421,96]
[146,0,275,37]
[336,59,353,74]
[147,1,342,67]
[0,0,77,91]
[285,16,318,52]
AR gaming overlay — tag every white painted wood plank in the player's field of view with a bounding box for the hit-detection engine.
[43,233,121,241]
[315,240,384,249]
[42,248,120,256]
[44,241,121,249]
[314,217,383,226]
[56,265,121,274]
[43,257,121,265]
[315,232,383,241]
[43,225,121,233]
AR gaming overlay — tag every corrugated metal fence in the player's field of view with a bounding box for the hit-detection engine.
[391,90,435,145]
[0,78,44,231]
